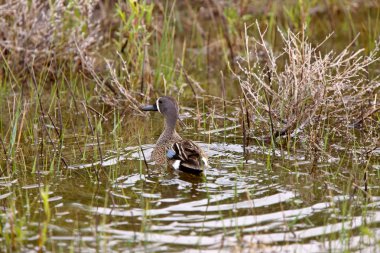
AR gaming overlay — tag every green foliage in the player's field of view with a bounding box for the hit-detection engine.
[153,1,176,90]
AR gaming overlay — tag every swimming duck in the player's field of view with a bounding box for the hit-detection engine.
[141,96,208,174]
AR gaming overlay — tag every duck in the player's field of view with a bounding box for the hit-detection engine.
[141,96,208,174]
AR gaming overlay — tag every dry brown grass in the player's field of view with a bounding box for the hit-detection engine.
[0,0,106,75]
[236,22,379,158]
[0,0,148,112]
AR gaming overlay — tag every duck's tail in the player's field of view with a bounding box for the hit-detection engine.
[167,140,209,174]
[172,160,204,174]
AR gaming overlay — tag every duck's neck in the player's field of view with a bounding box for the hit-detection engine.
[157,115,179,144]
[164,116,177,135]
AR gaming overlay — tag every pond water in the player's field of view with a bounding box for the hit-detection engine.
[0,107,379,252]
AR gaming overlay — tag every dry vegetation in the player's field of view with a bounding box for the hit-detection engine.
[236,23,379,161]
[0,0,106,75]
[0,0,157,110]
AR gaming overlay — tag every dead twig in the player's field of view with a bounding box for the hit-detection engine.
[353,106,380,127]
[0,136,9,176]
[29,67,68,168]
[81,101,103,182]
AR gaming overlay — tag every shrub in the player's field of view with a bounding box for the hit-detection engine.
[236,22,380,160]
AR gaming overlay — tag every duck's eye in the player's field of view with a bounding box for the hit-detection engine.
[159,100,162,104]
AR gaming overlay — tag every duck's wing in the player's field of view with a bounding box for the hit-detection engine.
[167,140,207,174]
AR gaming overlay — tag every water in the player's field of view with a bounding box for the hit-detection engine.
[1,112,379,252]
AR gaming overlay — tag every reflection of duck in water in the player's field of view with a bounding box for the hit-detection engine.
[141,96,208,174]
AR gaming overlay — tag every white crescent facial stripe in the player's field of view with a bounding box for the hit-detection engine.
[156,98,161,113]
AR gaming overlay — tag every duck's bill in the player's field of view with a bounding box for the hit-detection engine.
[140,104,158,111]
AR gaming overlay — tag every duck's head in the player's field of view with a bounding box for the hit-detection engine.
[141,96,179,119]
